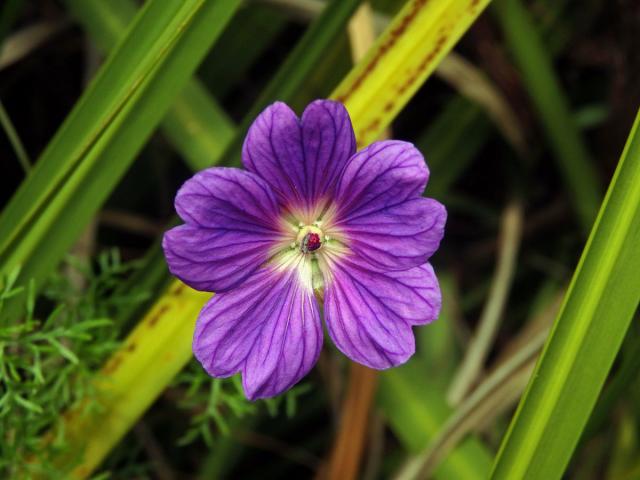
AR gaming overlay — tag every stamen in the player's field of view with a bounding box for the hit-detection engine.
[302,232,322,252]
[297,225,324,254]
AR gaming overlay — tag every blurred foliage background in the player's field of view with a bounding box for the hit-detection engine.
[0,0,639,478]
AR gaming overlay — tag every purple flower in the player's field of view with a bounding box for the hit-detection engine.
[163,100,446,400]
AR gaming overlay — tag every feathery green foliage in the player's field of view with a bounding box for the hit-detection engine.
[0,252,141,477]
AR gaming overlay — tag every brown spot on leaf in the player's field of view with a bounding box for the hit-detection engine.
[75,467,89,478]
[336,0,430,104]
[103,355,123,375]
[395,32,450,98]
[148,304,169,328]
[170,283,186,296]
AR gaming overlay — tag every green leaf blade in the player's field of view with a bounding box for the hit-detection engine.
[63,0,235,172]
[494,0,601,232]
[0,0,241,293]
[490,108,640,479]
[379,364,493,480]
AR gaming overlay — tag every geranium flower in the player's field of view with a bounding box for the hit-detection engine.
[163,100,446,400]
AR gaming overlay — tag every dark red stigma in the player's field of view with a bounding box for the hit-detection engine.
[302,233,322,253]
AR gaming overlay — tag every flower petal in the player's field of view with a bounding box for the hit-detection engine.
[242,100,355,210]
[341,197,446,271]
[163,225,276,293]
[163,167,283,292]
[324,257,441,369]
[334,140,429,218]
[300,100,356,204]
[331,140,443,270]
[193,264,322,400]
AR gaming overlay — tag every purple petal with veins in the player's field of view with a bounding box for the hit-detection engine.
[242,100,355,211]
[193,265,322,401]
[324,258,441,369]
[332,140,446,271]
[163,167,283,293]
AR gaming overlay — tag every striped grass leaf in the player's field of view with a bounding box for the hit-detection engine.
[490,108,640,479]
[335,0,492,147]
[63,0,235,171]
[0,0,241,305]
[44,0,495,475]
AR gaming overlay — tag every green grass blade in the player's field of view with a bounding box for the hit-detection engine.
[448,202,523,404]
[160,81,235,169]
[203,5,289,100]
[493,0,601,232]
[490,108,640,479]
[61,0,137,46]
[379,363,493,480]
[63,0,235,171]
[416,96,492,199]
[0,100,31,173]
[0,1,241,295]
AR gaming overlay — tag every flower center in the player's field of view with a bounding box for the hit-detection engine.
[297,225,323,254]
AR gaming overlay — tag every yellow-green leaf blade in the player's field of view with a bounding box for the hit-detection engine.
[334,0,491,146]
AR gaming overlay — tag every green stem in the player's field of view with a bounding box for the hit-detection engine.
[448,201,523,404]
[0,100,31,174]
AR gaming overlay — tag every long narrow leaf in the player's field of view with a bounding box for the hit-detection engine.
[493,0,601,232]
[63,0,235,170]
[0,1,241,303]
[334,0,492,147]
[490,108,640,479]
[379,363,492,480]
